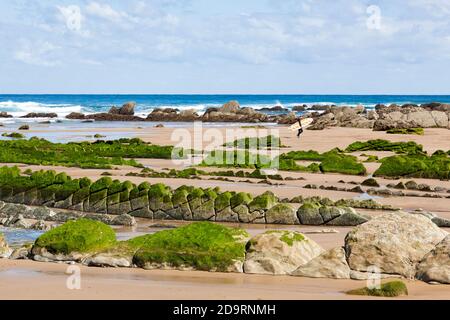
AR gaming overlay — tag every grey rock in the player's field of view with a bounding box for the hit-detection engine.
[291,247,350,279]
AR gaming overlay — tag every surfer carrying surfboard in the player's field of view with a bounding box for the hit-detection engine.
[297,117,304,138]
[289,116,313,138]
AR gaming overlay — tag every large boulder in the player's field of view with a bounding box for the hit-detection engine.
[345,211,448,278]
[219,101,240,113]
[416,235,450,284]
[119,102,136,116]
[109,102,135,116]
[292,247,351,279]
[243,230,324,275]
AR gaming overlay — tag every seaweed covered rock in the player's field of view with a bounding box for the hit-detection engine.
[132,222,249,272]
[347,281,408,297]
[416,235,450,284]
[243,231,323,275]
[292,247,350,279]
[215,192,239,222]
[297,202,323,225]
[32,219,116,262]
[345,211,448,278]
[248,191,277,212]
[265,203,298,224]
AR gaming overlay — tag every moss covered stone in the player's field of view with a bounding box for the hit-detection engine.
[230,192,252,208]
[248,191,277,212]
[374,153,450,180]
[214,191,232,212]
[131,222,249,271]
[386,128,424,135]
[34,219,116,254]
[297,202,323,225]
[265,203,298,224]
[347,281,408,297]
[346,139,424,155]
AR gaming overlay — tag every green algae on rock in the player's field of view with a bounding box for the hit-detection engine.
[347,281,408,297]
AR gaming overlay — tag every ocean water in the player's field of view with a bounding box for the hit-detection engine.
[1,94,450,120]
[0,94,450,126]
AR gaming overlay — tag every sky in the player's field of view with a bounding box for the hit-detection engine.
[1,0,450,94]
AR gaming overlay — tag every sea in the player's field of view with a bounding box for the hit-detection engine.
[1,94,450,120]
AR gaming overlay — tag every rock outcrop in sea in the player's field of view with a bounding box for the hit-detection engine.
[308,102,450,131]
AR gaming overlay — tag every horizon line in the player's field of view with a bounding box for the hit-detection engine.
[2,93,450,96]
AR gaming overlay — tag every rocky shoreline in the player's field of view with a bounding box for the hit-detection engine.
[308,102,450,130]
[3,100,450,130]
[65,101,300,124]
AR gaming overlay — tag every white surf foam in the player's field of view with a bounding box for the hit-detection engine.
[0,100,83,118]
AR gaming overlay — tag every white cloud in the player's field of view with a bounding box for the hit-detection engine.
[14,41,60,67]
[85,2,128,22]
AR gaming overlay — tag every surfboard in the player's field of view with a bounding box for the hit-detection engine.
[289,118,314,131]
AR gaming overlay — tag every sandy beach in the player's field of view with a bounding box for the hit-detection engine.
[0,123,449,300]
[1,259,449,300]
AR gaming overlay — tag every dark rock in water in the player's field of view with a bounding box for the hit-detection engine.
[292,105,307,111]
[310,104,333,111]
[147,108,199,121]
[109,102,136,116]
[259,106,288,112]
[18,125,30,130]
[66,112,86,120]
[86,113,144,122]
[108,106,120,114]
[420,102,450,112]
[155,123,165,128]
[21,113,58,118]
[0,112,12,118]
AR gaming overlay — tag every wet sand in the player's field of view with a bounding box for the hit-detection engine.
[1,259,449,300]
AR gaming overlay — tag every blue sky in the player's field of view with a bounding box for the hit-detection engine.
[1,0,450,94]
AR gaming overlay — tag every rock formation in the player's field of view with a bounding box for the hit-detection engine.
[243,230,324,275]
[345,211,448,278]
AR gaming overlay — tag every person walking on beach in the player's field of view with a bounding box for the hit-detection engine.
[297,117,304,138]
